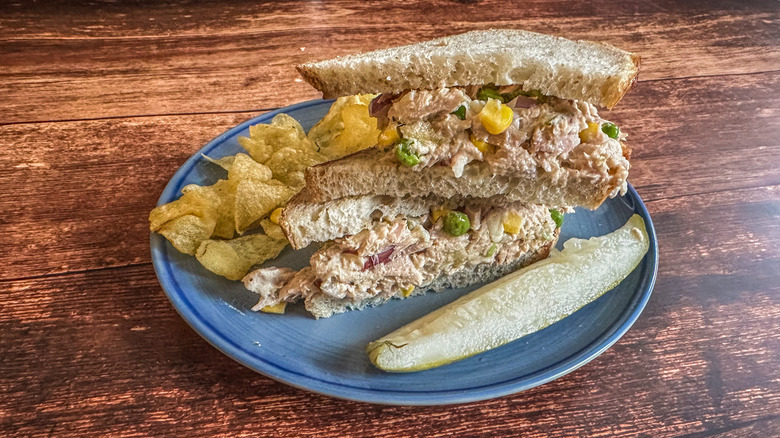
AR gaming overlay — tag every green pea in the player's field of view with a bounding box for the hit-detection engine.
[443,211,471,237]
[452,105,467,120]
[550,209,564,228]
[476,85,504,102]
[395,138,421,167]
[601,122,620,139]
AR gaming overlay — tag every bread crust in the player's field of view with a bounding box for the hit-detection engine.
[280,192,441,250]
[296,29,639,109]
[303,148,619,210]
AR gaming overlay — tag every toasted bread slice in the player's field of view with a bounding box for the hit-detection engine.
[302,148,627,209]
[281,191,487,250]
[297,29,639,109]
[280,192,433,249]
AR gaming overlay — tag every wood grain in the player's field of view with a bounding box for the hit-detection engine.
[0,111,261,281]
[2,186,778,437]
[1,2,778,123]
[615,71,780,202]
[2,0,774,39]
[3,1,780,436]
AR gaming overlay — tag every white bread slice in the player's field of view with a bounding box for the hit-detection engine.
[297,29,639,109]
[303,148,627,209]
[280,192,431,249]
[304,231,557,318]
[280,191,481,249]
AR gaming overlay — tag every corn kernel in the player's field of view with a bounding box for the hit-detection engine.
[431,208,449,223]
[377,125,401,147]
[479,99,514,135]
[469,135,495,154]
[579,122,600,143]
[269,207,284,224]
[503,212,524,235]
[261,302,287,314]
[401,285,415,297]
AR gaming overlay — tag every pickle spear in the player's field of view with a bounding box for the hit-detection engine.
[367,214,650,372]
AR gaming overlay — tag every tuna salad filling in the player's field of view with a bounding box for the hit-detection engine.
[370,84,630,197]
[243,202,559,313]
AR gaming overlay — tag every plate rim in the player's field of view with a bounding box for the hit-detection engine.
[150,99,659,406]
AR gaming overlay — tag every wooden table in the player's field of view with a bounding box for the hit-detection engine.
[3,1,779,436]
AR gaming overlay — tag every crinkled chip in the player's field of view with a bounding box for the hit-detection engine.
[237,136,274,164]
[234,180,295,234]
[331,103,380,157]
[239,114,311,163]
[308,94,379,159]
[149,197,205,232]
[228,153,272,182]
[180,180,236,239]
[158,214,216,255]
[267,113,307,138]
[201,154,235,171]
[260,219,287,242]
[149,179,234,239]
[264,147,324,189]
[153,102,378,281]
[207,180,237,239]
[195,234,287,281]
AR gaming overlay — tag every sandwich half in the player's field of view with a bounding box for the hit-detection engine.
[298,29,637,208]
[244,193,560,318]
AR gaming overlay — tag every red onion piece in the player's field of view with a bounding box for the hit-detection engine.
[514,95,537,109]
[369,93,394,118]
[363,246,395,270]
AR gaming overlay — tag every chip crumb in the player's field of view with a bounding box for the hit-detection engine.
[630,227,644,241]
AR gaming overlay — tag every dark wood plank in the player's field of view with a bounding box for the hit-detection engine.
[2,0,772,39]
[1,3,778,123]
[0,111,260,281]
[702,416,780,438]
[2,185,778,437]
[612,71,780,202]
[2,72,778,281]
[2,3,779,435]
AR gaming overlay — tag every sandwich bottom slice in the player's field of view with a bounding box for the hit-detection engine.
[244,198,560,318]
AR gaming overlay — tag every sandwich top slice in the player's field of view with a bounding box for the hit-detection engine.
[297,29,636,209]
[297,29,639,109]
[244,193,561,318]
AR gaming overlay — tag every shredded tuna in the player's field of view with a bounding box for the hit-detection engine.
[243,267,297,311]
[246,203,558,311]
[375,87,629,192]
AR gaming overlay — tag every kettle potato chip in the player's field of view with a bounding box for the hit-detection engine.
[151,96,381,280]
[234,180,294,234]
[158,214,216,255]
[308,94,379,159]
[195,234,287,281]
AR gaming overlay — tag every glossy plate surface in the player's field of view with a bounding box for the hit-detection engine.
[150,99,658,405]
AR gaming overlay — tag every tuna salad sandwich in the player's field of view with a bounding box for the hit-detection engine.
[243,29,638,318]
[298,29,639,209]
[245,193,562,318]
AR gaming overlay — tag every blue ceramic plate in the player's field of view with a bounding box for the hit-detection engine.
[151,99,658,405]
